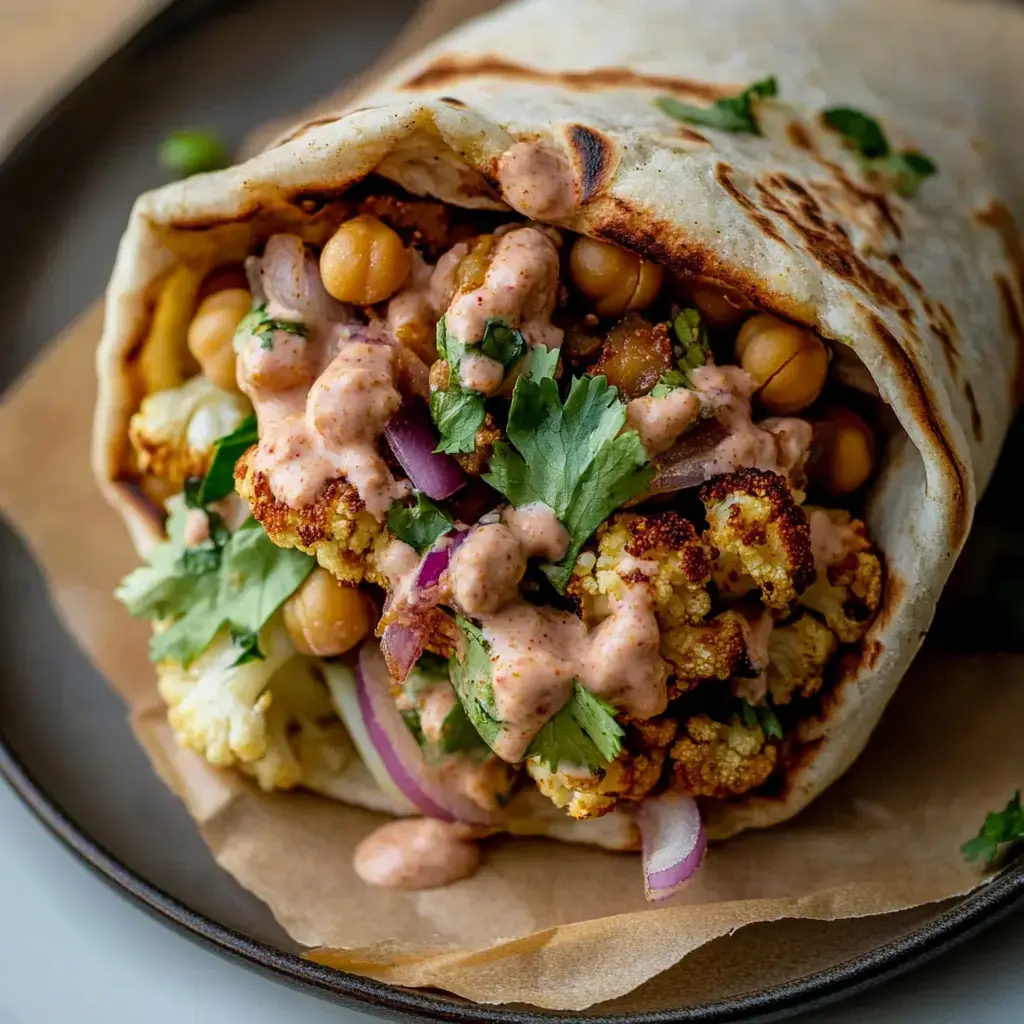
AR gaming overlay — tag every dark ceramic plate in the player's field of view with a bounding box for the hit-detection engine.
[1,1,1023,1020]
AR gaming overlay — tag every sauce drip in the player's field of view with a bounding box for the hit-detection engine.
[236,234,407,519]
[353,818,481,889]
[497,140,578,220]
[444,227,563,352]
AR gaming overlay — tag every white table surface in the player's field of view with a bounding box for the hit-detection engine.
[1,776,1022,1023]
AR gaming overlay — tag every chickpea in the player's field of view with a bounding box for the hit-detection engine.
[569,236,664,317]
[688,276,751,329]
[282,568,371,657]
[735,313,829,415]
[319,214,411,305]
[809,408,875,496]
[186,288,251,392]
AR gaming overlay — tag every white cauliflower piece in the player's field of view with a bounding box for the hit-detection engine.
[129,375,250,487]
[767,613,837,704]
[158,617,295,768]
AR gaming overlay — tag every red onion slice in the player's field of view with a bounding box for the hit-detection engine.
[261,233,350,322]
[643,419,729,498]
[385,399,466,500]
[635,790,707,901]
[350,642,494,824]
[380,623,424,682]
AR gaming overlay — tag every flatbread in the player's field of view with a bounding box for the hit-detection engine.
[94,0,1024,840]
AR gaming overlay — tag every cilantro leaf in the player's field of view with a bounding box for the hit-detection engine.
[439,699,491,756]
[449,616,502,748]
[235,303,307,352]
[387,493,453,554]
[651,309,710,396]
[822,107,937,198]
[740,699,784,740]
[121,508,315,668]
[525,344,560,382]
[479,319,527,369]
[189,412,258,507]
[527,682,624,771]
[230,628,265,667]
[962,791,1024,866]
[430,316,527,454]
[430,388,485,454]
[485,369,652,591]
[655,77,778,135]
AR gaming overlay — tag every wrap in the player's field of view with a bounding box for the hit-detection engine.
[93,0,1020,861]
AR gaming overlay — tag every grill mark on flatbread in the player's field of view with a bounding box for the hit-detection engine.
[974,200,1024,404]
[714,163,785,245]
[275,113,344,146]
[675,125,709,145]
[786,121,814,152]
[755,174,907,312]
[964,381,983,441]
[867,313,969,547]
[565,124,618,203]
[402,55,734,102]
[439,95,467,107]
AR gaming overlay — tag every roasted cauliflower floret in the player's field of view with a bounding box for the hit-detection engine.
[129,376,250,487]
[527,717,676,819]
[671,713,778,798]
[767,613,837,704]
[157,617,295,769]
[801,509,882,643]
[235,448,383,585]
[661,609,753,689]
[701,468,814,610]
[239,660,349,793]
[453,412,503,476]
[569,511,711,628]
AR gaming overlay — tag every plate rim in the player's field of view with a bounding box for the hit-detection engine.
[2,0,1024,1020]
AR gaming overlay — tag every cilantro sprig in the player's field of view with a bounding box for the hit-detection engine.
[655,77,778,135]
[484,348,652,591]
[186,412,258,507]
[740,699,783,740]
[448,618,623,770]
[387,493,453,554]
[822,107,937,198]
[962,791,1024,867]
[651,308,711,397]
[234,303,308,352]
[430,317,526,454]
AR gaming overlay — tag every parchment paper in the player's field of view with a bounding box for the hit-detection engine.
[0,0,1020,1011]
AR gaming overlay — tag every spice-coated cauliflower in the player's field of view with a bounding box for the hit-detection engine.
[527,717,677,819]
[660,609,754,690]
[701,468,814,610]
[235,448,384,586]
[767,613,837,704]
[569,511,712,628]
[670,713,778,798]
[800,509,882,643]
[129,376,250,487]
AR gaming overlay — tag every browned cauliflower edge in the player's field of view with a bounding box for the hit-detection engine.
[234,447,383,586]
[670,713,778,798]
[700,468,814,610]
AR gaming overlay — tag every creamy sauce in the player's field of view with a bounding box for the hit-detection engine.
[449,523,527,615]
[626,389,702,455]
[353,818,481,889]
[809,509,864,572]
[691,365,812,482]
[429,241,469,313]
[386,250,435,350]
[418,682,457,742]
[459,352,506,394]
[497,140,578,220]
[501,502,569,561]
[378,538,420,589]
[444,227,563,352]
[236,235,407,519]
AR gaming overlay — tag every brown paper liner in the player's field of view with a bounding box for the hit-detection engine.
[0,1,1017,1011]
